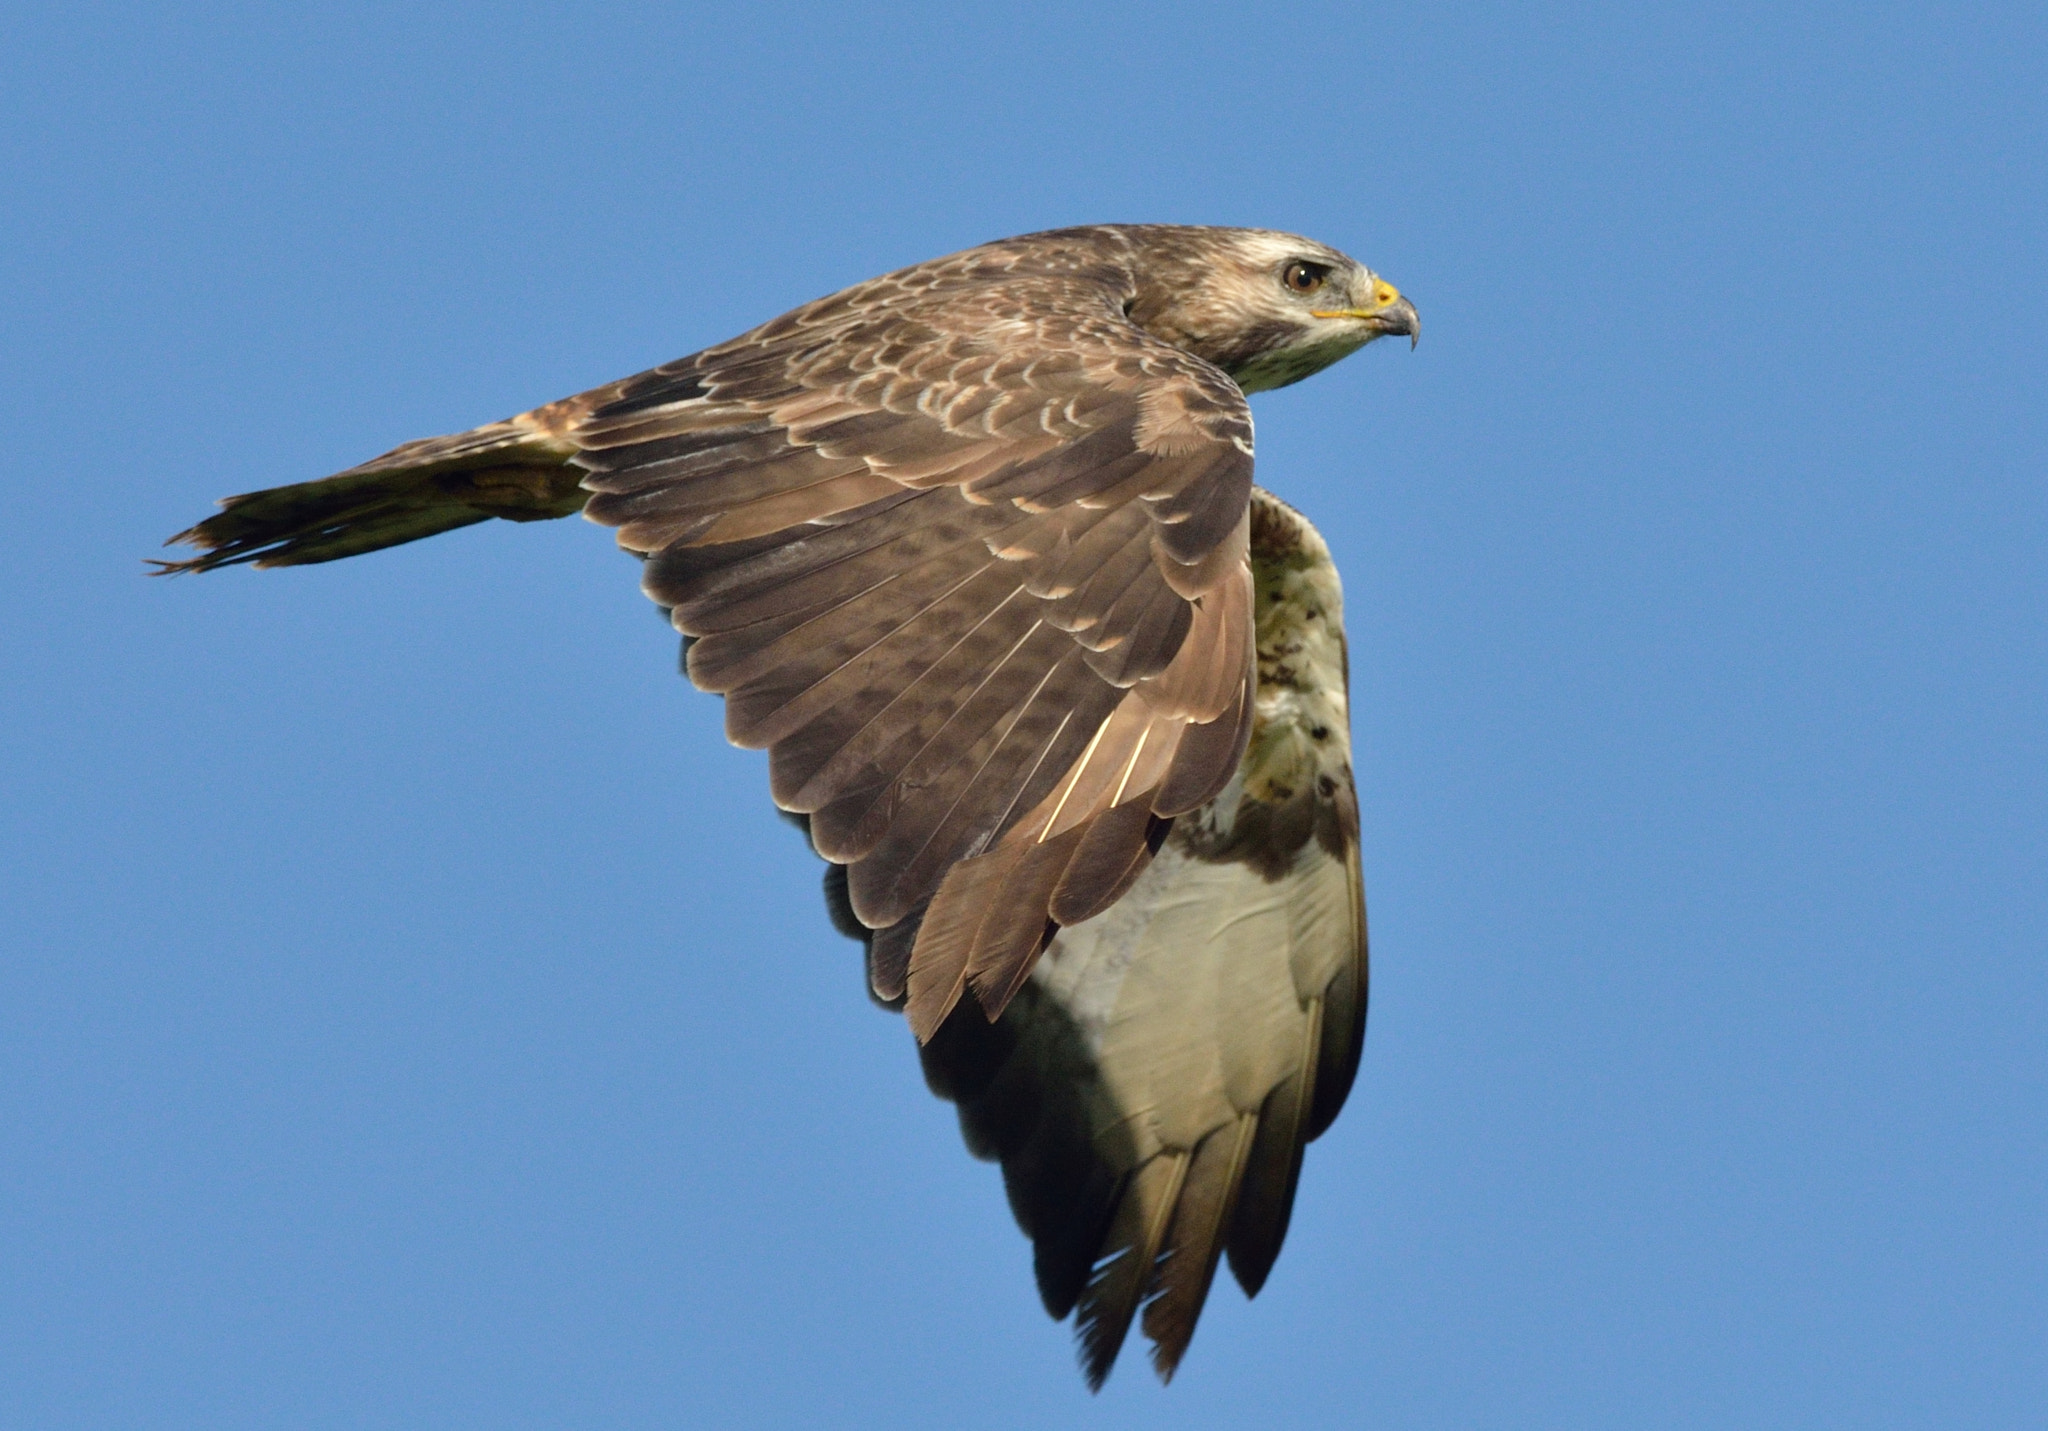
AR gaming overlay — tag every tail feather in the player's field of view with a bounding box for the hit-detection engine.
[153,419,586,574]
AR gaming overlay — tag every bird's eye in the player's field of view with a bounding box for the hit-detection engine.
[1283,261,1328,295]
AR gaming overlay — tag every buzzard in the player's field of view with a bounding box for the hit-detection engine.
[158,224,1418,1386]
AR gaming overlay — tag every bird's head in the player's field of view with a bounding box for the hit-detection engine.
[1122,227,1419,394]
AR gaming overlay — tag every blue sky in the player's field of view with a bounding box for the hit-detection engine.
[3,2,2043,1425]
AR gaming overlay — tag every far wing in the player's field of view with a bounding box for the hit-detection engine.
[917,490,1367,1386]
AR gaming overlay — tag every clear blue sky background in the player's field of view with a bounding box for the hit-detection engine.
[3,3,2042,1426]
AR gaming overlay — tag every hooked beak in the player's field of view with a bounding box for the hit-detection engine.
[1312,287,1421,349]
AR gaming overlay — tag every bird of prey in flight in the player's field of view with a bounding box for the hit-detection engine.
[158,224,1419,1387]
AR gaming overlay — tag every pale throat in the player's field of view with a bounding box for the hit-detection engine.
[1230,328,1371,395]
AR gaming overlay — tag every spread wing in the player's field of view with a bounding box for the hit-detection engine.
[916,491,1366,1387]
[159,232,1259,1036]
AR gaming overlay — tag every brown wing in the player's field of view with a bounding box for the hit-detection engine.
[918,489,1366,1387]
[156,230,1260,1036]
[571,255,1257,1037]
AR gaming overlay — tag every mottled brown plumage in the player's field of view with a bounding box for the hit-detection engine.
[157,224,1415,1387]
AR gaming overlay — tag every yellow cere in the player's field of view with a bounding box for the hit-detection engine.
[1309,279,1403,321]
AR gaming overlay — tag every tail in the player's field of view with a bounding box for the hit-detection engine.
[153,415,588,574]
